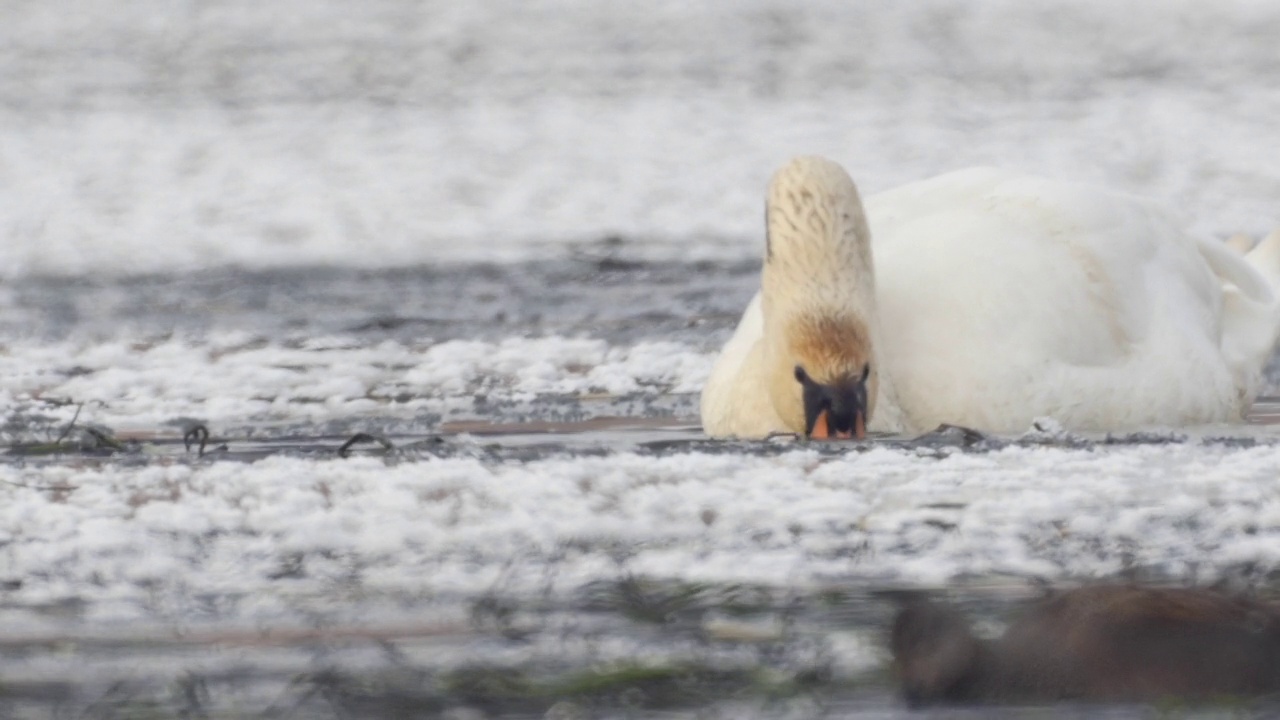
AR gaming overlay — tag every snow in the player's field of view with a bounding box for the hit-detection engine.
[0,334,714,427]
[2,443,1280,630]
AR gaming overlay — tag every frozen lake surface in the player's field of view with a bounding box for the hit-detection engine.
[4,0,1280,717]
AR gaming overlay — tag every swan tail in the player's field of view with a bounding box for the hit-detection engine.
[1197,233,1273,303]
[1209,230,1280,402]
[1226,233,1257,255]
[1244,229,1280,297]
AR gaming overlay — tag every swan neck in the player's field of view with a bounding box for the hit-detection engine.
[757,155,909,434]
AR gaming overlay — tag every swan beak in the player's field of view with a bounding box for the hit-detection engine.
[811,408,867,440]
[796,364,870,441]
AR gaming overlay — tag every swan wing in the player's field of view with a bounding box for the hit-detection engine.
[700,293,785,437]
[867,170,1267,429]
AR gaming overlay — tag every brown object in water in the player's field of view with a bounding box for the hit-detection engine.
[891,585,1280,705]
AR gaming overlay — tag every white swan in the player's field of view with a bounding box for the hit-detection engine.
[701,156,1280,438]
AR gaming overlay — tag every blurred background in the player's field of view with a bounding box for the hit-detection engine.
[3,0,1279,277]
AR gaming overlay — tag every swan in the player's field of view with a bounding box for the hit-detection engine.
[700,156,1280,438]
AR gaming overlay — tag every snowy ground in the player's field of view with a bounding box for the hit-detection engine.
[4,1,1280,717]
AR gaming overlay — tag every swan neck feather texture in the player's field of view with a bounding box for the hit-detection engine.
[760,156,902,433]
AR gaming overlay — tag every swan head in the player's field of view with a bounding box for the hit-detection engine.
[795,361,869,439]
[761,156,880,439]
[778,312,878,439]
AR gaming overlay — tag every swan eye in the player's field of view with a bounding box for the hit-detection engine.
[794,365,810,385]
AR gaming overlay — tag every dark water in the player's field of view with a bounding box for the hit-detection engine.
[1,573,1274,718]
[1,249,757,349]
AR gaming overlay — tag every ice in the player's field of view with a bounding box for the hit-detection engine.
[0,444,1277,627]
[0,334,712,428]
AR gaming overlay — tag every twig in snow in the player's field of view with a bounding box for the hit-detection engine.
[337,433,395,458]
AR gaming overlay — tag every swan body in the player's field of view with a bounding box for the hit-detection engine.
[701,157,1280,437]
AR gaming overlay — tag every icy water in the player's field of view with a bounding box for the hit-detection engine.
[6,0,1280,716]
